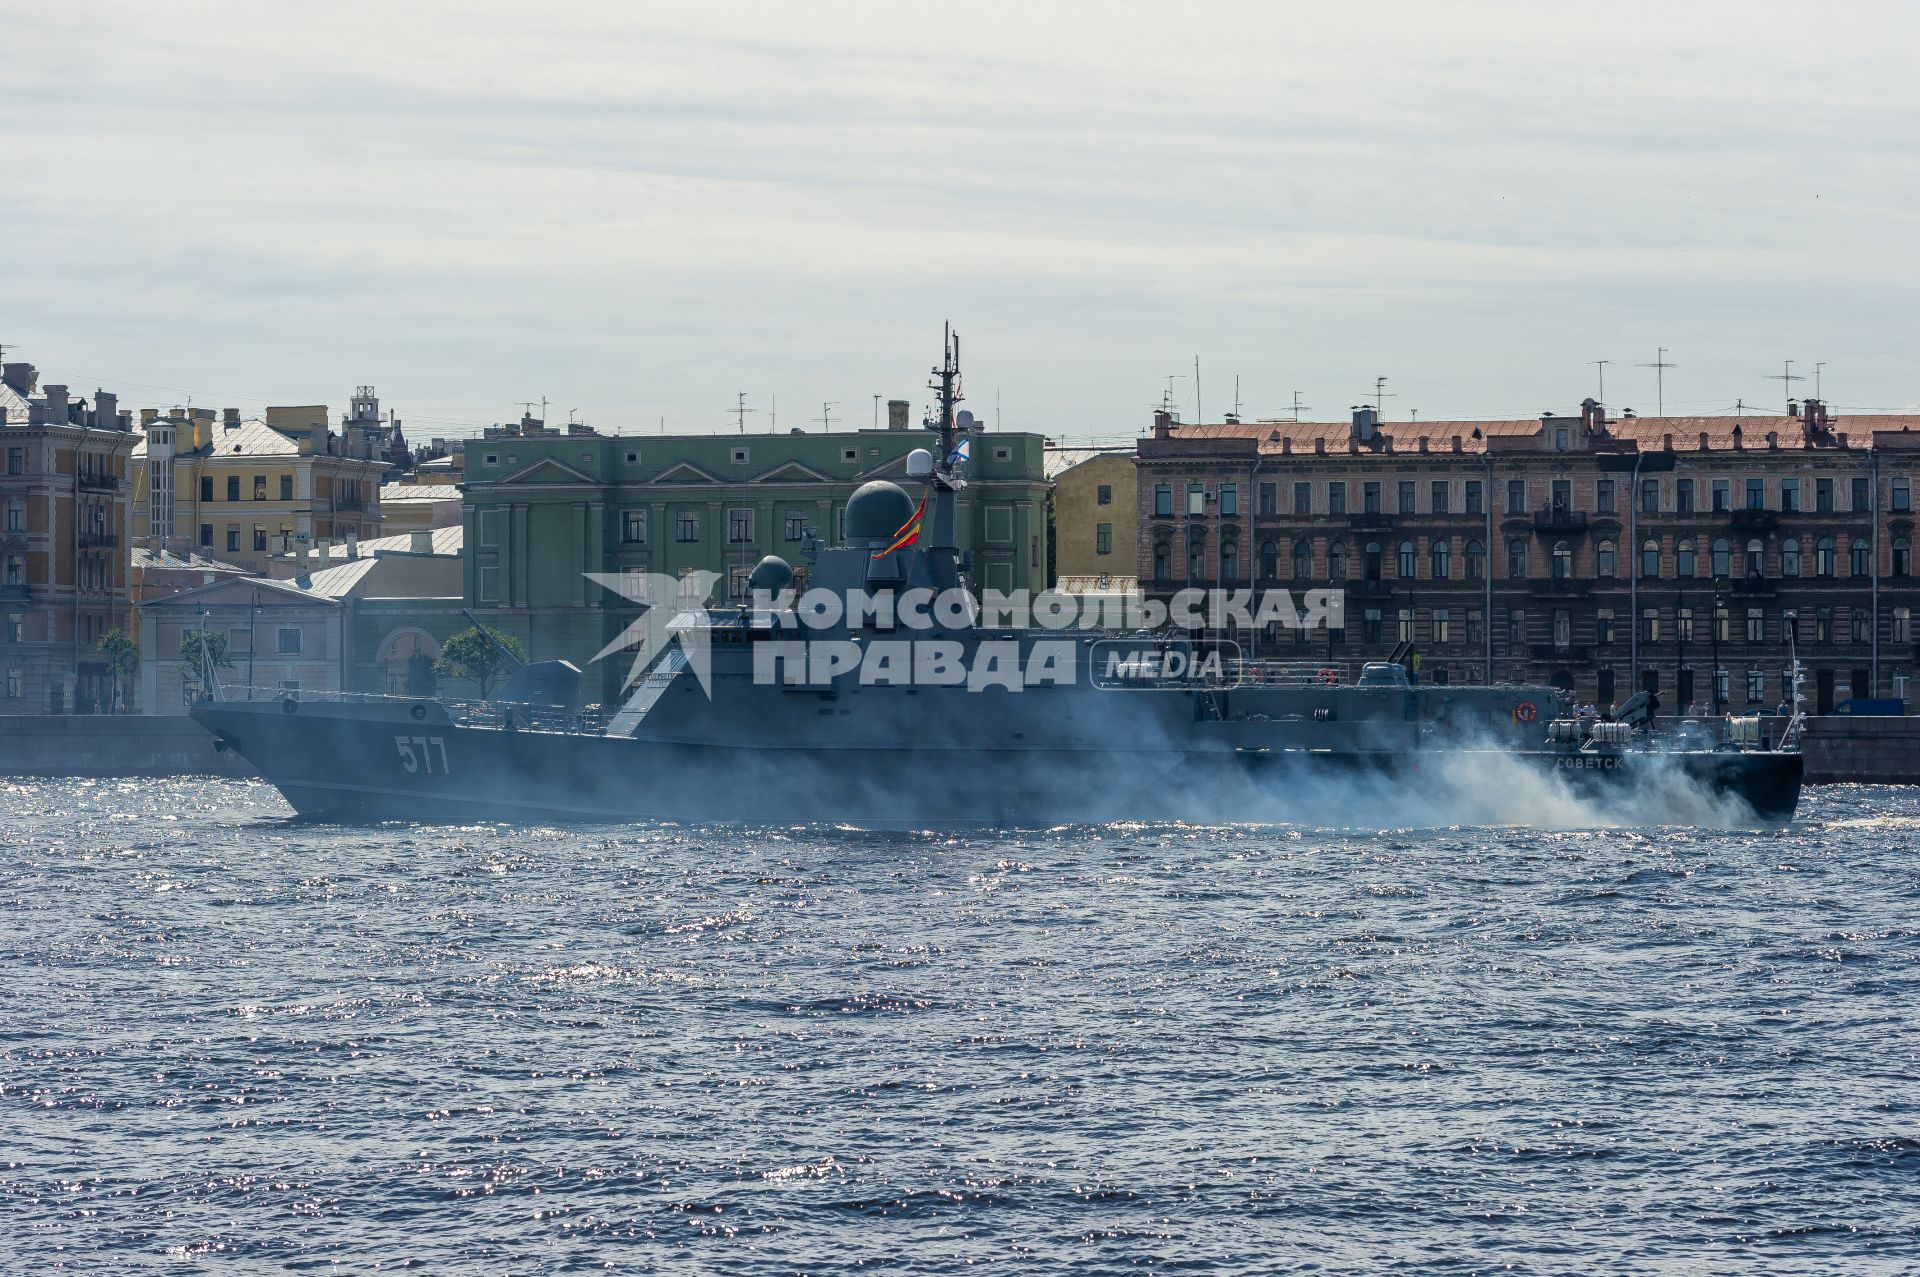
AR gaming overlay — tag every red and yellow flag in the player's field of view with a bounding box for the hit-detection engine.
[872,492,928,558]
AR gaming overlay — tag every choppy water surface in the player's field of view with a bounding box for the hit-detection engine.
[2,779,1918,1274]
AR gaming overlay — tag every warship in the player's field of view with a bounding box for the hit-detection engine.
[192,333,1804,826]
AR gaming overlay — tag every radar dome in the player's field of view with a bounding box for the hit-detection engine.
[905,448,934,479]
[844,480,917,542]
[747,555,793,593]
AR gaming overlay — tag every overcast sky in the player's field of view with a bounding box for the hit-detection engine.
[3,0,1916,440]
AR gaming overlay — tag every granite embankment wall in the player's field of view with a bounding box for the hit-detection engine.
[0,715,257,778]
[1801,716,1920,785]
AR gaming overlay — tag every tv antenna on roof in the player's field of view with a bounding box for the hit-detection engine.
[731,391,757,434]
[1766,360,1804,411]
[1639,347,1676,416]
[1813,361,1826,400]
[1591,359,1610,402]
[1372,376,1395,415]
[815,401,838,433]
[1160,374,1185,415]
[1290,391,1309,422]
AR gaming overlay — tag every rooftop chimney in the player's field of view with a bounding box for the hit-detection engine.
[346,532,360,560]
[410,529,432,554]
[887,399,910,431]
[1152,410,1173,440]
[223,407,241,430]
[1349,405,1378,443]
[1,363,36,396]
[1788,400,1801,419]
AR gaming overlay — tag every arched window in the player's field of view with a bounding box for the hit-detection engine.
[1596,539,1616,577]
[1711,537,1731,577]
[1507,538,1528,578]
[1552,540,1572,580]
[1851,537,1871,577]
[1153,540,1171,580]
[1641,538,1661,578]
[1292,540,1311,580]
[1364,540,1383,582]
[1746,538,1765,578]
[1397,540,1417,578]
[1259,540,1277,580]
[1781,538,1801,577]
[1187,525,1206,577]
[1328,540,1348,580]
[1220,537,1239,582]
[1676,538,1695,578]
[1894,536,1911,577]
[1816,536,1835,577]
[1430,539,1451,579]
[1464,539,1485,580]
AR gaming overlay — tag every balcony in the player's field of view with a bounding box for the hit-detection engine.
[78,532,118,549]
[1731,577,1776,595]
[1347,511,1397,530]
[1533,507,1588,534]
[1729,508,1778,532]
[1530,576,1592,596]
[77,473,120,492]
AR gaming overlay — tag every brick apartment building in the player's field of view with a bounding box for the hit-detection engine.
[1135,398,1920,713]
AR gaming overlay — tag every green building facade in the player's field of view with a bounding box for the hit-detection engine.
[461,428,1051,703]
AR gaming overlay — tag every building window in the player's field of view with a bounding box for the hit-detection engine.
[1434,608,1452,644]
[676,512,700,542]
[1153,541,1171,580]
[1675,479,1692,513]
[1816,478,1833,512]
[1816,608,1833,643]
[1596,539,1615,577]
[226,526,240,552]
[1220,538,1238,580]
[1465,539,1484,580]
[1466,608,1483,645]
[3,554,21,585]
[1551,540,1572,580]
[1397,607,1414,644]
[1594,478,1614,514]
[1711,538,1731,577]
[1851,537,1871,577]
[1745,539,1765,578]
[1853,477,1870,511]
[1640,480,1660,514]
[276,626,303,655]
[280,475,293,500]
[1097,484,1113,506]
[1185,526,1206,577]
[1895,606,1912,643]
[1746,478,1765,510]
[2,499,20,533]
[1397,540,1416,578]
[1553,609,1571,650]
[1555,427,1569,450]
[842,447,858,463]
[1714,605,1731,643]
[199,524,213,547]
[1187,483,1206,516]
[4,447,22,475]
[252,526,267,552]
[1464,480,1482,514]
[1644,609,1660,643]
[1714,667,1731,705]
[1596,609,1614,645]
[1363,609,1383,643]
[785,513,805,542]
[1677,535,1696,576]
[1429,539,1449,579]
[1292,540,1311,580]
[1747,608,1765,643]
[1711,479,1729,512]
[1896,478,1913,513]
[1677,606,1695,642]
[1258,483,1276,515]
[1154,484,1173,517]
[625,450,640,465]
[1550,479,1570,512]
[1259,541,1277,579]
[993,447,1011,463]
[1328,482,1346,516]
[1096,523,1112,555]
[1363,481,1381,514]
[1507,609,1525,651]
[1641,539,1660,579]
[199,476,214,502]
[1781,479,1799,512]
[253,475,267,501]
[227,476,240,502]
[1895,537,1911,577]
[1219,484,1238,517]
[1329,541,1347,579]
[622,511,646,544]
[1431,481,1448,514]
[732,447,749,464]
[1747,668,1766,704]
[1816,537,1835,577]
[728,509,755,543]
[1506,480,1525,514]
[1398,481,1416,514]
[1507,538,1527,578]
[1782,538,1801,577]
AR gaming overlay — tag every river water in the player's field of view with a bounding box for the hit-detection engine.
[2,778,1917,1274]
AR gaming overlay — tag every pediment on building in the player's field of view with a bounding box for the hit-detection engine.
[501,458,597,486]
[650,461,720,484]
[753,460,833,483]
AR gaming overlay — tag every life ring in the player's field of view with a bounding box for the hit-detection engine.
[1515,701,1538,722]
[1318,667,1338,685]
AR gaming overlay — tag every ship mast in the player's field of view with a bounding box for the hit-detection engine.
[926,323,965,589]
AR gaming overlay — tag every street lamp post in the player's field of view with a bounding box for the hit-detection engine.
[1710,585,1726,714]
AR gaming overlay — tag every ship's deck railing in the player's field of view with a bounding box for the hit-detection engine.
[204,683,608,735]
[1231,660,1353,687]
